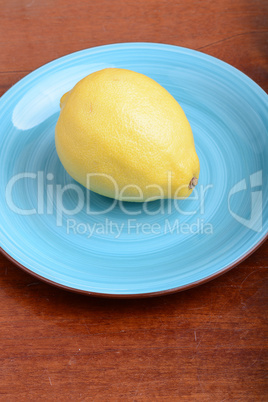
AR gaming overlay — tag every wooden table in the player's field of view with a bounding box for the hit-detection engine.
[1,0,267,400]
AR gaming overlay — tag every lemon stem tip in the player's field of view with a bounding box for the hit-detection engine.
[189,177,198,189]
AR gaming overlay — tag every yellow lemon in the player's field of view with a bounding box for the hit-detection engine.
[55,68,200,201]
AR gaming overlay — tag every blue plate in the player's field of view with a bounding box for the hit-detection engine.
[0,43,267,297]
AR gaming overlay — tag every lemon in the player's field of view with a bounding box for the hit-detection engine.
[55,68,200,201]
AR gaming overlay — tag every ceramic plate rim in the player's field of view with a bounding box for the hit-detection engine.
[1,234,267,298]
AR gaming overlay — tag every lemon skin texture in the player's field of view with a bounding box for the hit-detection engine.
[55,68,200,201]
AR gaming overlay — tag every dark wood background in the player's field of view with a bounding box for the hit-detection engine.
[0,0,267,400]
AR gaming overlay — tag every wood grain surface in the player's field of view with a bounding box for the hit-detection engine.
[0,0,267,400]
